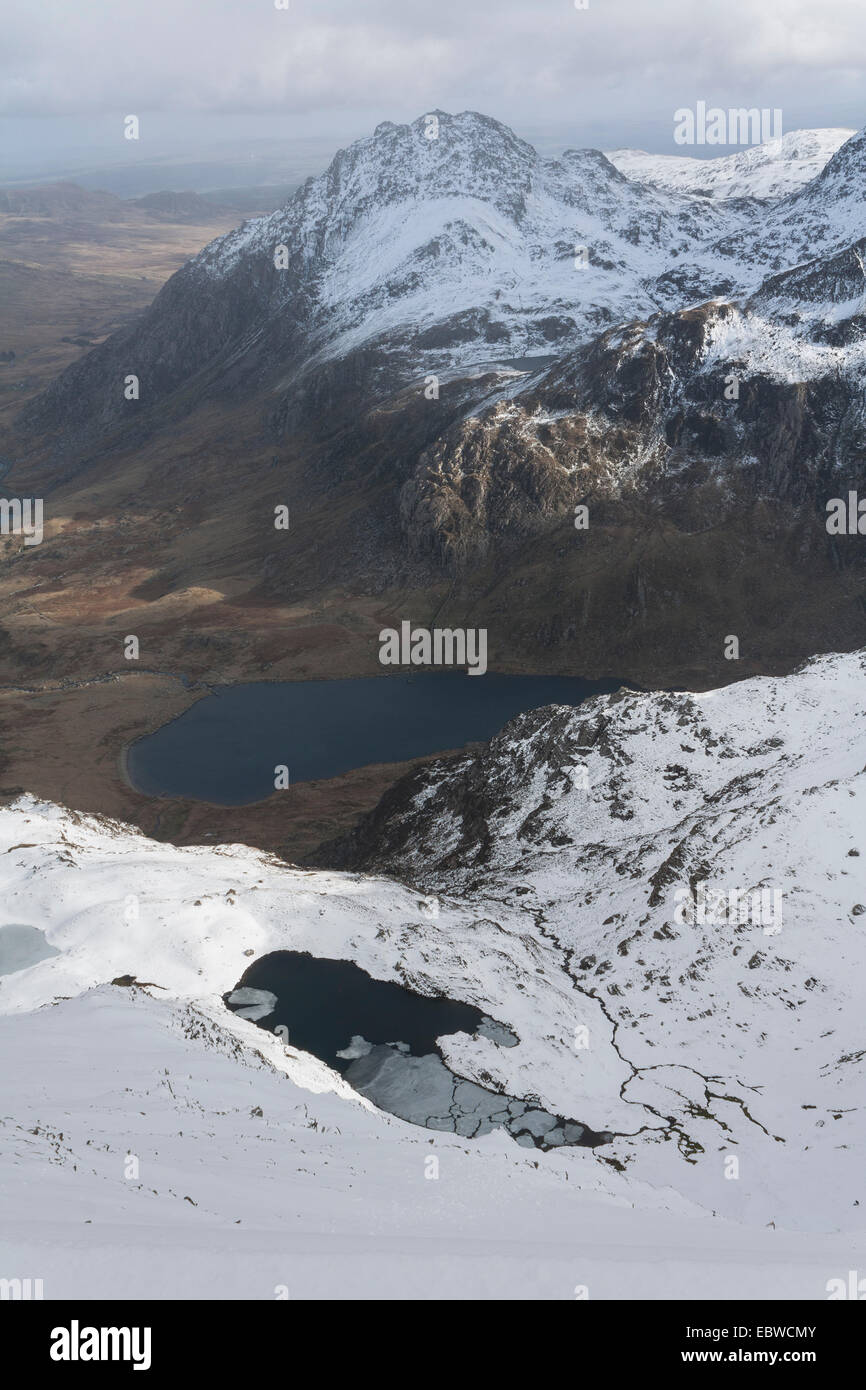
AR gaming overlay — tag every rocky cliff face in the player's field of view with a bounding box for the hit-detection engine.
[396,286,866,570]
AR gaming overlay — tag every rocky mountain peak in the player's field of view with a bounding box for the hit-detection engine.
[308,108,538,227]
[807,123,866,191]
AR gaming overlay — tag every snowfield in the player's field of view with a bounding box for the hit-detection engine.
[607,129,855,201]
[1,651,865,1298]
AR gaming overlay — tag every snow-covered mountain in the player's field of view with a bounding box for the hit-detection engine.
[20,110,738,441]
[10,111,866,693]
[21,111,866,456]
[607,129,855,201]
[710,127,866,287]
[2,652,865,1296]
[194,110,734,361]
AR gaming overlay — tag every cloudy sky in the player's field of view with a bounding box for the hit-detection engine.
[2,0,864,179]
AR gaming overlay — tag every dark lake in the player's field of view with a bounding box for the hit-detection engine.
[227,952,490,1061]
[126,672,623,805]
[224,951,612,1149]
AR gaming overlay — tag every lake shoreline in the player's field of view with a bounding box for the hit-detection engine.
[125,670,629,806]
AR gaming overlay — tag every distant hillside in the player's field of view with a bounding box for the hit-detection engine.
[130,189,229,221]
[0,181,129,220]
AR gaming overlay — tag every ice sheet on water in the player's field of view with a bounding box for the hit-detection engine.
[0,924,60,976]
[343,1042,600,1147]
[336,1034,374,1060]
[477,1015,519,1047]
[225,987,278,1021]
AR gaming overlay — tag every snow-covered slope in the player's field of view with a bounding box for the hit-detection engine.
[329,651,866,1231]
[607,129,855,201]
[711,128,866,286]
[194,111,735,362]
[5,985,857,1301]
[1,653,865,1296]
